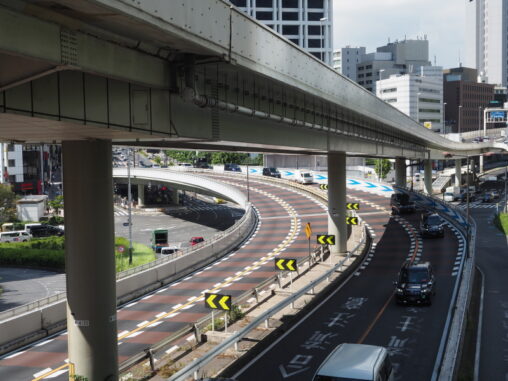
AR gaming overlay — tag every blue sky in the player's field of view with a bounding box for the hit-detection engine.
[332,0,466,70]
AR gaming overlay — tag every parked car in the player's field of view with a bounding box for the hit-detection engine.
[394,261,435,305]
[443,192,456,202]
[482,192,493,203]
[491,190,500,199]
[262,167,281,178]
[224,164,241,172]
[28,225,64,238]
[420,213,444,238]
[190,236,204,246]
[160,245,181,256]
[0,230,32,243]
[459,191,476,202]
[390,193,415,214]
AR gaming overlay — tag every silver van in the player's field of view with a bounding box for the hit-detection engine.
[0,230,32,243]
[312,343,394,381]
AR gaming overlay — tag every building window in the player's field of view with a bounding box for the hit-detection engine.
[308,39,321,48]
[307,12,324,21]
[381,88,397,93]
[308,0,324,7]
[419,108,441,113]
[308,25,321,35]
[386,98,397,103]
[8,175,15,183]
[230,0,247,6]
[358,74,364,78]
[282,0,298,7]
[310,52,320,59]
[290,38,299,45]
[8,159,15,167]
[282,12,298,20]
[256,0,273,7]
[256,11,272,20]
[282,25,299,35]
[366,72,372,77]
[7,144,14,152]
[365,65,372,69]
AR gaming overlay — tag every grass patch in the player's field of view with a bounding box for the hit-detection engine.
[114,237,156,272]
[494,213,508,235]
[0,236,155,272]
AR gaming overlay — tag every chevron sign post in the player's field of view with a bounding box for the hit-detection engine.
[319,184,328,190]
[275,258,297,271]
[205,293,232,311]
[317,234,335,245]
[346,217,359,225]
[346,203,360,210]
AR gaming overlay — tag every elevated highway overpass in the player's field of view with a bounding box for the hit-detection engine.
[0,0,502,379]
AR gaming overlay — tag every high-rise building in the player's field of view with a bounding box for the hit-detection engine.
[340,38,432,93]
[377,66,443,132]
[443,67,495,134]
[466,0,508,86]
[332,46,366,81]
[228,0,333,65]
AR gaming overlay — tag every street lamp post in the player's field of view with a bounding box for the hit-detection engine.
[319,17,327,62]
[443,102,447,134]
[127,148,133,265]
[458,105,463,140]
[478,106,482,136]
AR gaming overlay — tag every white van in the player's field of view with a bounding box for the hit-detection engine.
[0,230,32,243]
[312,343,394,381]
[295,170,314,184]
[160,245,181,256]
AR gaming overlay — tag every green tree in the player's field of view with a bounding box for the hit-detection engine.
[374,159,392,180]
[210,152,249,164]
[164,150,197,164]
[48,195,64,216]
[0,184,17,223]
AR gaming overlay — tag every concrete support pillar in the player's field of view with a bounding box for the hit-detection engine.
[424,159,433,195]
[327,152,347,254]
[138,184,145,207]
[172,188,179,205]
[63,140,118,381]
[455,159,462,187]
[394,158,406,188]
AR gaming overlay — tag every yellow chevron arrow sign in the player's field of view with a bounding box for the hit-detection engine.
[319,184,328,190]
[205,293,232,311]
[346,203,360,210]
[346,217,359,225]
[274,258,298,271]
[317,234,335,245]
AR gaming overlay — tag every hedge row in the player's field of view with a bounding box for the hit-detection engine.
[0,248,65,270]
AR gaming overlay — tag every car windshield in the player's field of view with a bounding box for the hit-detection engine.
[401,268,429,283]
[426,215,441,225]
[269,168,279,173]
[303,173,312,178]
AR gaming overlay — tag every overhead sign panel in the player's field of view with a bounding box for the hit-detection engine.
[490,111,506,118]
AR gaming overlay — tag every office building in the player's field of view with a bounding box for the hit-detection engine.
[354,38,431,93]
[466,0,508,87]
[377,66,443,132]
[332,46,366,81]
[228,0,333,65]
[443,67,495,134]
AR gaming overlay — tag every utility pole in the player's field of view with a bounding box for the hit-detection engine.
[127,148,133,265]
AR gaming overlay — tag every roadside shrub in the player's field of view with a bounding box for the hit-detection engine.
[48,216,64,225]
[0,248,64,269]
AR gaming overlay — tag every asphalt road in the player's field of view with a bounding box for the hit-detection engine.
[230,187,462,381]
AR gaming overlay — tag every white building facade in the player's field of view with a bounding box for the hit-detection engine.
[0,143,24,183]
[377,69,443,132]
[228,0,333,65]
[466,0,508,86]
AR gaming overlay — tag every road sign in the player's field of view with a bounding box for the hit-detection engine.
[275,258,297,271]
[305,222,312,239]
[205,293,231,311]
[117,246,125,253]
[319,184,328,190]
[346,216,359,225]
[346,203,360,210]
[317,234,335,245]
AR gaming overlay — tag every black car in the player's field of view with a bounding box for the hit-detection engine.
[459,191,476,202]
[395,261,435,305]
[420,213,444,238]
[390,193,415,214]
[224,164,241,172]
[262,167,281,178]
[29,225,64,238]
[482,192,493,203]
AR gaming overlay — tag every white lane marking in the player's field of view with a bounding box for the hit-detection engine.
[148,321,163,328]
[4,351,25,359]
[137,321,150,327]
[167,312,180,318]
[33,368,53,378]
[124,302,137,308]
[141,295,153,300]
[126,331,143,338]
[156,312,167,318]
[117,330,129,337]
[46,369,68,378]
[166,345,179,354]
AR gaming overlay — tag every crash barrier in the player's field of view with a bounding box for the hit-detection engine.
[393,187,476,381]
